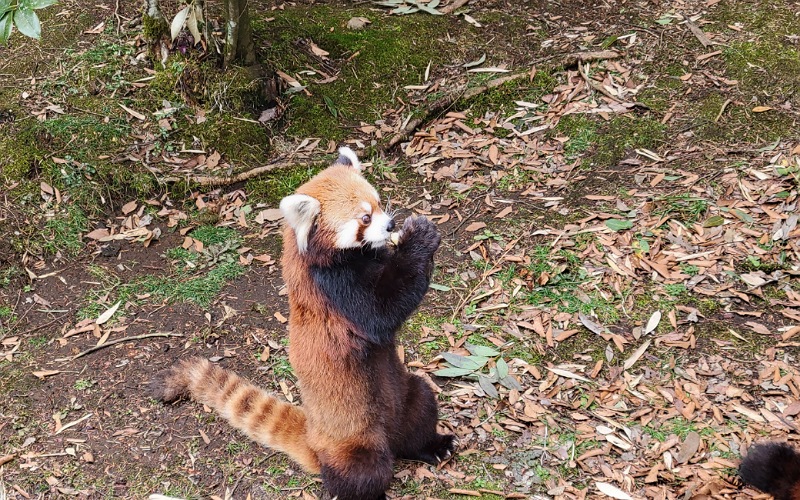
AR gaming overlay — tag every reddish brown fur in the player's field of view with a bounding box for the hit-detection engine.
[739,442,800,500]
[152,155,452,500]
[150,357,320,472]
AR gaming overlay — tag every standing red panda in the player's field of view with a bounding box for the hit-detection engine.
[150,147,455,500]
[738,442,800,500]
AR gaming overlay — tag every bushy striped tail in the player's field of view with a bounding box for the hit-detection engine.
[149,357,320,473]
[739,442,800,500]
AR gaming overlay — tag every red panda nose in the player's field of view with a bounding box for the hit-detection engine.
[387,219,396,232]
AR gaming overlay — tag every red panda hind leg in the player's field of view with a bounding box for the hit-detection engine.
[392,374,456,464]
[149,357,321,473]
[319,444,393,500]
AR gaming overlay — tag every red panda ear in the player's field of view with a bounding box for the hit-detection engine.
[280,194,320,253]
[336,146,362,172]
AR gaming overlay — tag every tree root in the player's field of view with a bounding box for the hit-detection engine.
[157,158,310,186]
[383,50,621,151]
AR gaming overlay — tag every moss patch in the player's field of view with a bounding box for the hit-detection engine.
[254,6,472,140]
[714,0,800,106]
[558,114,666,167]
[460,70,561,119]
[245,163,325,205]
[689,91,795,144]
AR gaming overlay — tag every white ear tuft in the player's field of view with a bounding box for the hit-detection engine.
[279,194,320,253]
[336,146,362,172]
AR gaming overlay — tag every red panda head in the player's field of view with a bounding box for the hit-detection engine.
[280,147,396,254]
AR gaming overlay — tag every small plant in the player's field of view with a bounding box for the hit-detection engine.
[225,440,249,455]
[0,0,58,44]
[663,283,687,297]
[0,265,22,288]
[474,229,503,242]
[652,194,709,225]
[434,343,521,398]
[74,379,93,391]
[272,357,294,378]
[29,336,48,348]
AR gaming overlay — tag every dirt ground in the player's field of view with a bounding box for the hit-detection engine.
[1,0,800,499]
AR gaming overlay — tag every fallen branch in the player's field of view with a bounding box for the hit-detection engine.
[440,0,469,14]
[158,159,308,187]
[383,50,620,151]
[58,332,183,362]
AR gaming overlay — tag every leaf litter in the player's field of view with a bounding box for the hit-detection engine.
[2,1,800,499]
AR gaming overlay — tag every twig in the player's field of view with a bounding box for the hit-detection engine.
[58,332,183,361]
[158,158,311,186]
[384,72,531,151]
[450,239,520,322]
[16,313,69,337]
[578,61,626,104]
[447,196,484,237]
[114,0,123,34]
[440,0,470,14]
[714,99,732,123]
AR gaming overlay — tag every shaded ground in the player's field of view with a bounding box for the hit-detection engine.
[1,0,800,499]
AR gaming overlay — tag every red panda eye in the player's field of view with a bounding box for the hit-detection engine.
[361,214,371,225]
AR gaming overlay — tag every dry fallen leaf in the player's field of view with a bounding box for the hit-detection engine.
[595,481,632,499]
[96,301,122,325]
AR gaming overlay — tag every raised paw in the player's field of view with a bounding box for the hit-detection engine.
[398,216,441,254]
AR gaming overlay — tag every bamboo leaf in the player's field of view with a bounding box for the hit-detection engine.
[605,219,633,231]
[478,375,499,398]
[170,5,190,41]
[13,8,40,39]
[434,366,474,378]
[464,343,500,357]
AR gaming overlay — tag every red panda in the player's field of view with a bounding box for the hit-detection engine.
[739,442,800,500]
[150,147,455,500]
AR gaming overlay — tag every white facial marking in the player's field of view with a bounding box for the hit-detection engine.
[335,219,360,249]
[360,201,372,213]
[363,211,392,248]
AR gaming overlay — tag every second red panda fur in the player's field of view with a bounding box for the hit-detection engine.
[739,442,800,500]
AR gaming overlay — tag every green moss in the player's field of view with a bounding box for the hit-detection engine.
[689,91,795,144]
[557,115,598,159]
[462,70,560,119]
[43,205,89,256]
[245,163,324,204]
[0,122,46,185]
[142,13,169,42]
[255,6,467,140]
[715,0,800,106]
[190,226,240,246]
[179,113,269,167]
[2,10,96,76]
[587,116,666,168]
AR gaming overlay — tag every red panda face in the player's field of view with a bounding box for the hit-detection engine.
[280,148,396,254]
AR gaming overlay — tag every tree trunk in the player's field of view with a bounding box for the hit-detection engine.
[142,0,169,64]
[223,0,256,68]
